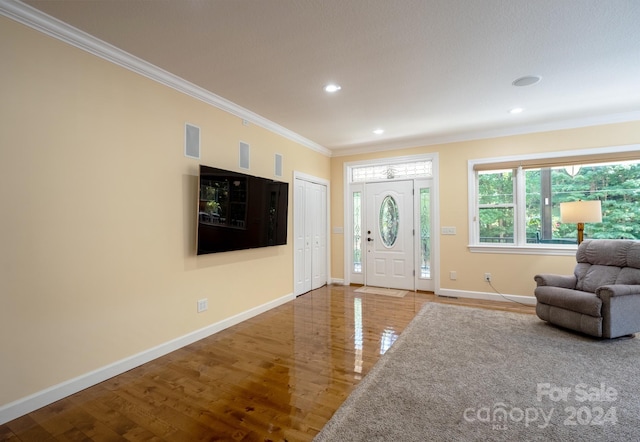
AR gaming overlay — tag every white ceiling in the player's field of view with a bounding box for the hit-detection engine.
[17,0,640,155]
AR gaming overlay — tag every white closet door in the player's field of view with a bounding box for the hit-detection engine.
[294,179,311,295]
[303,181,314,292]
[294,177,327,296]
[311,182,327,290]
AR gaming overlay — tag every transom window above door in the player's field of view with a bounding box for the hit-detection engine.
[351,160,432,182]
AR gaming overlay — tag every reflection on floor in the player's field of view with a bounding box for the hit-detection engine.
[0,285,535,441]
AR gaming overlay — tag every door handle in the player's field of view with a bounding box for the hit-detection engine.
[367,238,373,242]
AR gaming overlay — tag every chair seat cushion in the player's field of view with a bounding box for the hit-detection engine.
[535,286,603,317]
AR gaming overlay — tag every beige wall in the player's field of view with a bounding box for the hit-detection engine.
[330,121,640,296]
[0,18,330,407]
[3,11,640,414]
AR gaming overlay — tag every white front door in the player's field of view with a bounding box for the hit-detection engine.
[365,180,414,290]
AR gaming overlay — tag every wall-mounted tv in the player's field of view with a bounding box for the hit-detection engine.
[197,165,288,255]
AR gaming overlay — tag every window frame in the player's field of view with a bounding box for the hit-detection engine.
[468,144,640,256]
[476,168,517,244]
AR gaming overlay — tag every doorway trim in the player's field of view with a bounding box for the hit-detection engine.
[343,153,440,292]
[293,171,331,295]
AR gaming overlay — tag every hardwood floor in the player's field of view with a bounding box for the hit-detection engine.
[1,285,534,441]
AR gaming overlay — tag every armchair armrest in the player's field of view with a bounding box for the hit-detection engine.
[534,274,576,288]
[596,285,640,300]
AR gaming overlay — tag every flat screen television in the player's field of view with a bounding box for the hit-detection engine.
[197,165,289,255]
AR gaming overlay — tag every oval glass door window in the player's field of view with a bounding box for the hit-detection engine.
[379,195,399,247]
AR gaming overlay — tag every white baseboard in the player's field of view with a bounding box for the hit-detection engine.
[0,292,295,425]
[436,288,537,306]
[330,278,345,285]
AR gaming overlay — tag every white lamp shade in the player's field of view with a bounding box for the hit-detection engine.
[560,200,602,223]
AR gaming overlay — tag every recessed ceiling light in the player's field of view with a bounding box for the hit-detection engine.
[324,84,342,93]
[373,128,384,135]
[512,75,541,87]
[510,107,524,114]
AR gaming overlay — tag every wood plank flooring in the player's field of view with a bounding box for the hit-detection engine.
[1,285,534,441]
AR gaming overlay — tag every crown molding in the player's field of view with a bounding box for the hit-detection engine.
[331,110,640,157]
[0,0,332,157]
[5,0,639,159]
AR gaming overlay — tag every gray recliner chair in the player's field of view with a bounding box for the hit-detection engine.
[534,239,640,338]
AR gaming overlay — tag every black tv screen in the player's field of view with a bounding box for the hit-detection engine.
[197,165,288,255]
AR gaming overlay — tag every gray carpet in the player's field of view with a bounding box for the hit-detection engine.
[314,303,640,441]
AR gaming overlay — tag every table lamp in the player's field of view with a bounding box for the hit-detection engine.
[560,200,602,244]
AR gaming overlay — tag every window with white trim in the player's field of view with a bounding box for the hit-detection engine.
[469,146,640,250]
[351,160,432,182]
[353,191,362,273]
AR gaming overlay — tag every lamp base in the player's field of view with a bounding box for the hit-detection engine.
[577,222,585,244]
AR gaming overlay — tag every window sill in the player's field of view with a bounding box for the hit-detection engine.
[468,244,577,256]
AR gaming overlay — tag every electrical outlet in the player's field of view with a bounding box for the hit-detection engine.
[450,271,457,280]
[197,298,208,313]
[484,273,491,282]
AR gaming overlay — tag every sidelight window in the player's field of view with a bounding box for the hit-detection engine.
[353,191,362,273]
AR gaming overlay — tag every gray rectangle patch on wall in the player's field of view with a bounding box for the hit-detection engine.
[275,153,283,177]
[239,141,250,169]
[185,123,200,159]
